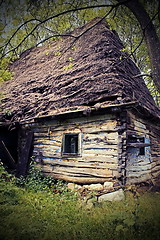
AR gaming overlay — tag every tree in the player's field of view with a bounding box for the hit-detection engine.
[0,0,160,102]
[116,0,160,93]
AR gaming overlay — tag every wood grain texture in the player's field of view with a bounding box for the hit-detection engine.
[31,113,119,183]
[126,111,160,185]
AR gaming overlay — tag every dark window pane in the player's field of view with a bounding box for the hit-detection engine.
[64,134,78,154]
[128,135,137,143]
[139,147,145,155]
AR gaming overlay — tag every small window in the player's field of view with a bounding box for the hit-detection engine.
[139,137,145,155]
[62,133,80,156]
[127,135,145,156]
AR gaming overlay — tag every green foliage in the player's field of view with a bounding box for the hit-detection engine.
[68,56,74,62]
[0,57,13,83]
[63,62,73,70]
[0,161,160,240]
[0,0,160,102]
[14,161,55,192]
[54,51,61,56]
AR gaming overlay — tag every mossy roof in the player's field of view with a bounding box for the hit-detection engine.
[0,17,159,123]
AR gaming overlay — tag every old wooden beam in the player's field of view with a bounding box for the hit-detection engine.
[0,140,16,169]
[16,131,33,177]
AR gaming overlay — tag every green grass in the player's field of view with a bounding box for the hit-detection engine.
[0,163,160,240]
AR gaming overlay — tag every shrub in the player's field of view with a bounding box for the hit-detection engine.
[0,161,160,240]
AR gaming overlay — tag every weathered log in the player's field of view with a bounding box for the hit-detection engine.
[43,172,112,184]
[52,166,113,178]
[127,143,151,147]
[40,159,118,170]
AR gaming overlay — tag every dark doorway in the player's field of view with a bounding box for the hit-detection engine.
[0,126,18,170]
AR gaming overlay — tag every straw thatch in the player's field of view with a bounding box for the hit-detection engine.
[0,17,159,123]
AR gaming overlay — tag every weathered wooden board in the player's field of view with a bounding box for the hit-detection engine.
[36,163,114,178]
[34,139,61,146]
[83,148,118,156]
[29,112,121,183]
[51,166,112,178]
[34,120,118,134]
[126,165,151,173]
[126,110,160,185]
[151,169,160,178]
[43,172,112,184]
[80,155,118,163]
[39,158,118,170]
[33,150,60,158]
[17,131,33,176]
[34,155,118,165]
[83,142,118,149]
[126,174,151,184]
[44,113,117,126]
[34,145,61,151]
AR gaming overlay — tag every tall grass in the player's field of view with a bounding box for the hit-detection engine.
[0,162,160,240]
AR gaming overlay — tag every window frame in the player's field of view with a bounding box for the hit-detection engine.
[127,134,151,157]
[62,132,82,157]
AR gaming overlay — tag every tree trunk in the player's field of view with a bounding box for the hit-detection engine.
[117,0,160,93]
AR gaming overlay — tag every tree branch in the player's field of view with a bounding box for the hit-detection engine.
[1,0,129,58]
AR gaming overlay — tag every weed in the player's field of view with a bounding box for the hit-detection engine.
[0,161,160,240]
[54,51,61,56]
[63,63,73,70]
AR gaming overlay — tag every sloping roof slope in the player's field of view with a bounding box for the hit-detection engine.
[0,17,160,122]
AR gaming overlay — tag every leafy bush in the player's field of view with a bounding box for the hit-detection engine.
[0,161,160,240]
[15,161,55,191]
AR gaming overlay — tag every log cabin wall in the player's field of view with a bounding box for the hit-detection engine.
[24,112,125,184]
[126,111,160,185]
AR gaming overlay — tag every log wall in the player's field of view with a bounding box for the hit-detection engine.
[27,113,122,184]
[126,111,160,185]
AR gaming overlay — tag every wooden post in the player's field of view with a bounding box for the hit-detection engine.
[0,140,16,169]
[16,131,33,177]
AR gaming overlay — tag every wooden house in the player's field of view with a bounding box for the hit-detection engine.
[0,18,160,187]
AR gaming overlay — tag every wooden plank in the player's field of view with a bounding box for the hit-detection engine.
[126,174,151,184]
[81,123,118,133]
[33,148,118,158]
[128,112,160,130]
[126,165,151,172]
[33,150,60,158]
[45,113,116,126]
[127,162,151,167]
[36,163,113,178]
[41,159,118,170]
[126,170,151,177]
[0,140,16,169]
[151,169,160,178]
[34,139,117,149]
[151,165,160,172]
[83,142,118,149]
[85,132,118,139]
[38,117,117,134]
[83,148,118,156]
[34,138,61,145]
[34,145,61,152]
[43,172,113,184]
[17,131,33,176]
[81,155,118,163]
[61,154,118,163]
[83,138,118,145]
[33,127,48,133]
[127,143,151,147]
[51,166,113,178]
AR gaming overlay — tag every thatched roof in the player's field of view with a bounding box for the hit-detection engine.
[0,17,160,123]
